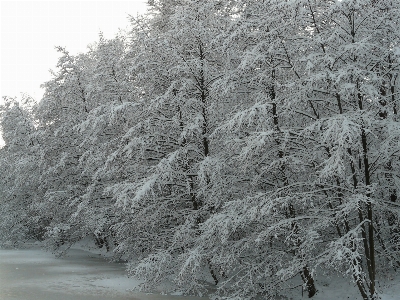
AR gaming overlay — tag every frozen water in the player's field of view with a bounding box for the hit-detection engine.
[0,248,206,300]
[2,247,399,300]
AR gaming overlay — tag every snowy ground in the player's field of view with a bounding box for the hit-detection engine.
[0,246,399,300]
[284,272,400,300]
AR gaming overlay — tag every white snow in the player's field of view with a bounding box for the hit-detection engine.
[283,272,400,300]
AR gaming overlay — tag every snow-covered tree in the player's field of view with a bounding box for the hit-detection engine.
[67,35,139,253]
[101,0,237,293]
[195,1,400,299]
[33,48,96,254]
[0,96,41,244]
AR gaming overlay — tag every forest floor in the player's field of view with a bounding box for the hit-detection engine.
[0,244,399,300]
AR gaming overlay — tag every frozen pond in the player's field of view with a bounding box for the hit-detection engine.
[0,247,207,300]
[1,247,400,300]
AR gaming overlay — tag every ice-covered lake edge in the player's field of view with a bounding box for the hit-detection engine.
[1,240,399,300]
[0,241,207,300]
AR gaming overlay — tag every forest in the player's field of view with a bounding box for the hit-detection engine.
[0,0,399,299]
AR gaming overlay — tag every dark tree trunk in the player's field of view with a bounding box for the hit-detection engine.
[302,266,317,298]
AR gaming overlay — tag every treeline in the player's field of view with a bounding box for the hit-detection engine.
[1,1,399,299]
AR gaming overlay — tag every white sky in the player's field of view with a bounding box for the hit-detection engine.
[0,0,149,146]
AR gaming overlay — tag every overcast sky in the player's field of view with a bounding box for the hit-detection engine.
[1,0,148,103]
[1,0,149,146]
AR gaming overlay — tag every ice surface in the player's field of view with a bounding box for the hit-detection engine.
[0,248,206,300]
[1,247,399,300]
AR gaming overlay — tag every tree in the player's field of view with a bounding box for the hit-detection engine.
[104,0,237,294]
[0,96,40,244]
[196,1,400,299]
[34,48,95,254]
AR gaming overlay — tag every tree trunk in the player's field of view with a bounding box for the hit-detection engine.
[302,266,317,298]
